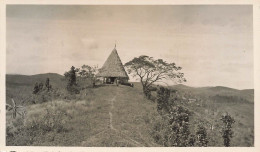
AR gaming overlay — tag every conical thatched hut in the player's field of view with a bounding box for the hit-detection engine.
[96,46,129,84]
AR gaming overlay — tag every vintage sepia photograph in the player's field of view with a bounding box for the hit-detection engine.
[5,5,254,147]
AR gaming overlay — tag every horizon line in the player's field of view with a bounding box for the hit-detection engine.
[5,72,254,90]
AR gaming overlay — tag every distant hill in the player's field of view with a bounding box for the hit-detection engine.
[6,73,65,87]
[170,84,254,103]
[6,73,66,104]
[6,74,254,104]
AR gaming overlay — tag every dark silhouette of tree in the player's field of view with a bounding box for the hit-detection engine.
[33,82,40,94]
[45,78,51,91]
[220,113,235,147]
[64,66,79,94]
[125,55,185,97]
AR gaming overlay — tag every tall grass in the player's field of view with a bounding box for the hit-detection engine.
[6,101,72,146]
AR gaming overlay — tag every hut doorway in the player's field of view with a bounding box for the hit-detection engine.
[110,77,116,83]
[105,77,117,84]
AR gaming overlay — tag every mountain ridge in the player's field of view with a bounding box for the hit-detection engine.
[6,73,254,103]
[6,73,253,90]
[171,84,254,103]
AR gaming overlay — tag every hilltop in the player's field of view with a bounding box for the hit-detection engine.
[6,79,159,146]
[6,73,254,146]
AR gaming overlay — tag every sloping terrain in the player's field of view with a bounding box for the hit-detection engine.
[6,73,254,146]
[171,84,254,103]
[7,84,159,146]
[6,73,66,105]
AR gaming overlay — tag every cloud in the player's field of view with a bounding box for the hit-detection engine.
[81,38,99,50]
[6,5,253,89]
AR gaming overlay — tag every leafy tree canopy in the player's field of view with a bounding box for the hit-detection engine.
[78,65,98,79]
[125,55,186,95]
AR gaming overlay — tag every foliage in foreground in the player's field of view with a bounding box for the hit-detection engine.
[151,87,196,146]
[6,103,72,146]
[151,86,238,147]
[195,123,209,147]
[220,113,235,147]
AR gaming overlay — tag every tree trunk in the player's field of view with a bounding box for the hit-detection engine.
[142,85,151,99]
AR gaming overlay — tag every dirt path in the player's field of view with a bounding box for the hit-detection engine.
[109,96,115,130]
[108,94,144,146]
[79,85,160,146]
[81,92,144,146]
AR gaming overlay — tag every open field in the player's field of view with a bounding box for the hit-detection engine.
[6,74,254,146]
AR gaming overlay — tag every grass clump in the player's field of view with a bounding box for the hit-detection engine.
[6,102,72,146]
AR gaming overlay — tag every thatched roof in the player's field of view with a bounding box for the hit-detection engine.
[96,48,129,79]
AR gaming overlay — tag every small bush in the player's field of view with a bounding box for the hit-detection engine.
[28,108,70,133]
[66,85,80,94]
[6,117,25,138]
[166,105,193,147]
[33,82,40,94]
[195,123,208,147]
[156,87,171,115]
[220,113,235,147]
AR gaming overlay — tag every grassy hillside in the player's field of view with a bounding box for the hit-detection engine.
[6,83,159,146]
[6,73,66,105]
[171,84,254,103]
[169,84,254,146]
[6,74,254,146]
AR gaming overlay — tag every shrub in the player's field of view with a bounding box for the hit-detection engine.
[6,117,25,138]
[28,108,70,133]
[220,113,235,147]
[33,78,53,95]
[6,103,72,146]
[33,82,40,94]
[152,86,195,147]
[156,87,171,115]
[195,123,208,147]
[30,91,51,104]
[166,105,193,147]
[66,85,80,94]
[38,82,44,90]
[6,117,29,146]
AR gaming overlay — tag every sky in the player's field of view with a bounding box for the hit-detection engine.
[6,5,253,89]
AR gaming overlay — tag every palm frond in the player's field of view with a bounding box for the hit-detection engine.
[11,98,16,107]
[6,104,13,111]
[16,106,24,108]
